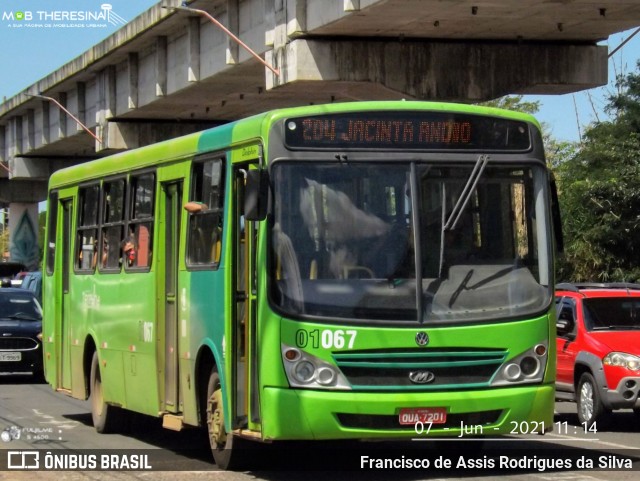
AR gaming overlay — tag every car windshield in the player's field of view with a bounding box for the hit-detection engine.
[0,291,42,321]
[584,298,640,330]
[269,161,552,324]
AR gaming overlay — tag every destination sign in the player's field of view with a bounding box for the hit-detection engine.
[283,111,531,151]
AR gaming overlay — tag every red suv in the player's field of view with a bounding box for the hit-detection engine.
[555,283,640,428]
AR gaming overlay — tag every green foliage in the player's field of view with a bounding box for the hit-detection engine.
[0,226,8,259]
[555,62,640,282]
[479,95,541,115]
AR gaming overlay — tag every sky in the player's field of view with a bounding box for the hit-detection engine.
[0,1,639,143]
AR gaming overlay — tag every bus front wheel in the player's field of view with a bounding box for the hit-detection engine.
[206,369,241,469]
[89,351,121,433]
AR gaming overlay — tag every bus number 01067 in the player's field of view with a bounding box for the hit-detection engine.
[295,329,357,350]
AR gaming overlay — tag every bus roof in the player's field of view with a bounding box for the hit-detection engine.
[48,101,540,190]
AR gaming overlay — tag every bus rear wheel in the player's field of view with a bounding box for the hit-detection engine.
[90,351,121,433]
[206,369,242,470]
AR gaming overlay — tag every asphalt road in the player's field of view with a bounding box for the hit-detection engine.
[1,376,640,481]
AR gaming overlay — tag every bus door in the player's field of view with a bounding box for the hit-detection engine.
[231,165,260,429]
[161,181,183,412]
[59,199,73,391]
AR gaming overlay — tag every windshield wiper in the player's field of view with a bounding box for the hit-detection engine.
[444,154,490,231]
[438,154,490,277]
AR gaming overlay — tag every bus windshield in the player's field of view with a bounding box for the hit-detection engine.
[270,161,552,324]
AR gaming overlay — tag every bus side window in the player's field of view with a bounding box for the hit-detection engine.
[100,178,126,270]
[186,157,224,267]
[76,184,100,272]
[126,173,155,270]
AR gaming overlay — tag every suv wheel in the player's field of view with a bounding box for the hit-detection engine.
[576,372,608,428]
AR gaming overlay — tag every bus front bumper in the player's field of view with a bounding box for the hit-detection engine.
[260,384,554,441]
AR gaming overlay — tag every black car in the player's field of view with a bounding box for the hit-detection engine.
[0,288,43,377]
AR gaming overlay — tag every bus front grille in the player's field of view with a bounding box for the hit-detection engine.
[333,348,507,390]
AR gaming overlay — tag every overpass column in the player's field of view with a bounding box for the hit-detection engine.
[6,203,39,271]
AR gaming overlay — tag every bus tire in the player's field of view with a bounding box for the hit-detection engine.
[90,351,120,433]
[206,369,242,470]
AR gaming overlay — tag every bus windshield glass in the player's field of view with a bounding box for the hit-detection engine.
[270,161,552,324]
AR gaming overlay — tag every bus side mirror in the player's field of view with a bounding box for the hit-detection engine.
[550,176,564,254]
[244,169,268,221]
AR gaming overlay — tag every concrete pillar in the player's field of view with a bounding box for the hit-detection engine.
[41,100,50,146]
[26,109,35,152]
[227,0,239,65]
[96,66,117,152]
[156,36,168,97]
[0,127,6,166]
[128,53,139,110]
[7,202,39,270]
[9,117,22,159]
[188,17,200,82]
[76,82,86,134]
[57,92,68,139]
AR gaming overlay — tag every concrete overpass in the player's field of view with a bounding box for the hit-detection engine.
[1,0,639,267]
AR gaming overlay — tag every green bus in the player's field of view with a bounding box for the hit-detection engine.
[43,101,559,468]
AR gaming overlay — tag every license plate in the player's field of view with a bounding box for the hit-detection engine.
[399,407,447,425]
[0,352,21,362]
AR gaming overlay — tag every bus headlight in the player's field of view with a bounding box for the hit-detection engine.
[491,342,548,386]
[281,344,351,390]
[293,361,316,383]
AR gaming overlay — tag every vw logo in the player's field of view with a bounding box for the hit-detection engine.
[415,331,429,346]
[409,371,435,384]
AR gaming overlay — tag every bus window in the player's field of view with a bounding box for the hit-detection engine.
[76,184,100,272]
[186,158,224,267]
[100,178,125,270]
[126,173,155,270]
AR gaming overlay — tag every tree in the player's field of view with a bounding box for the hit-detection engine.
[0,225,8,260]
[555,61,640,282]
[480,95,579,167]
[479,95,541,115]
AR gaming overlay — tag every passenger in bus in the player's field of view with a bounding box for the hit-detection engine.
[122,234,137,267]
[90,239,100,269]
[184,201,207,213]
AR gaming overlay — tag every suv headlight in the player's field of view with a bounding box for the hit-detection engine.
[281,344,351,390]
[604,352,640,371]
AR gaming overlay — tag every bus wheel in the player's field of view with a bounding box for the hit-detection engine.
[206,369,241,469]
[90,351,120,433]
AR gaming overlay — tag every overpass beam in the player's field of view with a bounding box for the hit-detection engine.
[96,121,221,152]
[267,40,608,101]
[7,158,86,184]
[0,179,47,204]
